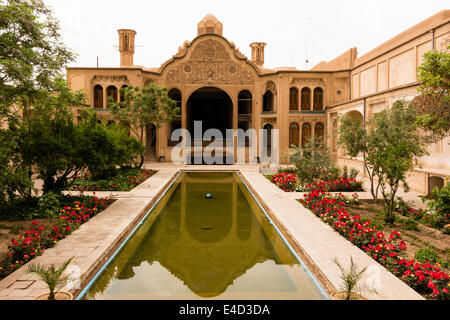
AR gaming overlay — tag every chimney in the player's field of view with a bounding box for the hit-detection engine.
[250,42,266,67]
[118,29,136,67]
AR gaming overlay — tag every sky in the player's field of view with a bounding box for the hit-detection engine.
[43,0,449,71]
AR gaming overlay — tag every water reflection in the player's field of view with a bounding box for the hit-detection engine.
[82,172,325,300]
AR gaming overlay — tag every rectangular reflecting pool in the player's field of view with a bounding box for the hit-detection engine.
[79,172,328,300]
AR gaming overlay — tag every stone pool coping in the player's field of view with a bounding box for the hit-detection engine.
[0,164,423,300]
[0,168,179,300]
[239,171,424,300]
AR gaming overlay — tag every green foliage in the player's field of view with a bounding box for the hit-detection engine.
[413,48,450,143]
[26,256,74,300]
[425,180,450,221]
[77,113,144,179]
[71,168,156,192]
[403,218,420,231]
[289,138,332,184]
[414,248,447,267]
[36,192,61,218]
[339,100,427,224]
[333,256,377,300]
[337,113,381,200]
[0,0,75,102]
[109,83,179,167]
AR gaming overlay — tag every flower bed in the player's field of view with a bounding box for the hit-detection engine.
[268,171,363,193]
[71,168,157,192]
[303,178,363,193]
[0,196,114,278]
[271,173,297,192]
[299,190,449,300]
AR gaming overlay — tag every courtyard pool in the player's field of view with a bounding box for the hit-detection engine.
[78,172,328,299]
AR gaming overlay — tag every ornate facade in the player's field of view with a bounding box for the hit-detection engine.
[67,12,450,194]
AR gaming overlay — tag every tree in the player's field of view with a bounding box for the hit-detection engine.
[413,47,450,143]
[289,137,333,185]
[109,83,179,167]
[338,101,426,223]
[0,0,75,104]
[15,79,87,194]
[337,114,381,200]
[77,110,144,178]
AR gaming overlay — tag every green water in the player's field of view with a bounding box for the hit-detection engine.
[81,172,327,299]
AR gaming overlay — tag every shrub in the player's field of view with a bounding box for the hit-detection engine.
[4,197,114,275]
[299,189,449,299]
[423,181,450,230]
[289,139,332,185]
[414,248,441,265]
[271,173,297,192]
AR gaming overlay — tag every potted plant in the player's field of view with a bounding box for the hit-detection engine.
[27,256,74,300]
[331,256,377,300]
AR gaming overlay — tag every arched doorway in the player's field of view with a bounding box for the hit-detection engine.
[145,123,157,162]
[187,87,233,137]
[263,123,273,157]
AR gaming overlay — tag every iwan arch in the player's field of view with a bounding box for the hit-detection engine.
[67,11,450,194]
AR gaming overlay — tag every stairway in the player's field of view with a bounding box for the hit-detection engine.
[145,147,157,162]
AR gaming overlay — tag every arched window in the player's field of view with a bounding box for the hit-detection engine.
[168,88,182,116]
[289,87,299,111]
[263,123,273,156]
[289,123,299,147]
[106,86,118,106]
[314,122,325,147]
[263,91,274,112]
[93,85,103,108]
[302,123,312,146]
[120,85,128,102]
[347,110,364,124]
[238,90,252,114]
[428,176,444,196]
[313,87,323,110]
[301,87,311,111]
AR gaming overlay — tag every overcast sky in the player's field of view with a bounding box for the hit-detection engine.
[44,0,448,71]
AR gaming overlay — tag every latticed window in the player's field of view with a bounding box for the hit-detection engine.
[238,90,252,114]
[94,85,103,108]
[106,86,118,105]
[313,87,323,110]
[168,88,182,116]
[289,123,299,147]
[301,87,311,110]
[302,123,312,146]
[289,87,299,111]
[263,91,274,112]
[314,122,325,147]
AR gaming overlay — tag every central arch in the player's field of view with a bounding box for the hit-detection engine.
[187,87,233,137]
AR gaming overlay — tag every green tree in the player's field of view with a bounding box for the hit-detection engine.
[339,101,426,223]
[337,114,381,200]
[109,83,179,167]
[413,48,450,143]
[77,111,144,178]
[0,0,75,104]
[15,79,86,194]
[371,101,427,223]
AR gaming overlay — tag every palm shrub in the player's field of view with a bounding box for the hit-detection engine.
[26,256,74,300]
[334,256,377,300]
